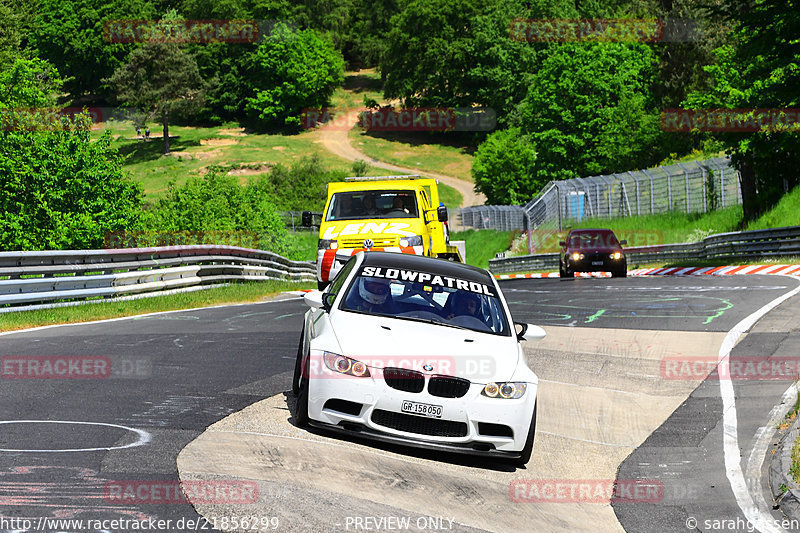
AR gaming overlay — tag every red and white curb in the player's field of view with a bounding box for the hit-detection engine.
[495,264,800,280]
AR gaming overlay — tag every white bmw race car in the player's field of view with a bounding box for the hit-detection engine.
[292,251,545,465]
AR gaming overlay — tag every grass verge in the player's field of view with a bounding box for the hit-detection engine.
[451,229,517,269]
[0,281,312,332]
[349,128,476,182]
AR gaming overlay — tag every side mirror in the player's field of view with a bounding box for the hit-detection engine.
[619,239,627,246]
[515,322,546,342]
[558,241,566,247]
[301,211,313,227]
[304,290,324,309]
[437,205,448,222]
[323,292,336,311]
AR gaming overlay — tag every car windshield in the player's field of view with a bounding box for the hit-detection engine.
[340,266,510,336]
[325,190,419,221]
[569,231,619,248]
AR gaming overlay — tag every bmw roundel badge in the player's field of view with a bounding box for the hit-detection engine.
[423,364,433,371]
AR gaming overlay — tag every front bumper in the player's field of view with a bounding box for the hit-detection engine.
[317,246,424,282]
[306,356,537,454]
[567,255,626,273]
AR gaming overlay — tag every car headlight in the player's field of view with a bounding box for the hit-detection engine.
[610,252,622,260]
[399,235,423,247]
[318,239,338,250]
[571,252,584,261]
[323,352,370,377]
[482,382,527,399]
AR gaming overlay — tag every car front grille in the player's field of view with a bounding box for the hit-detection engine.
[371,409,468,437]
[428,375,471,398]
[383,367,425,393]
[339,237,397,249]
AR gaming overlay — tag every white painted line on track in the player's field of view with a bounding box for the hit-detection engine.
[0,420,151,452]
[0,297,303,338]
[746,383,800,526]
[718,282,800,533]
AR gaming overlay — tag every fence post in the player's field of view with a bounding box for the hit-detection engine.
[628,171,641,216]
[642,169,655,214]
[676,162,690,214]
[701,165,708,212]
[661,166,673,211]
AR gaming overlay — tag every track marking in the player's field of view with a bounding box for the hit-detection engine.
[0,420,151,452]
[0,298,303,338]
[719,280,800,533]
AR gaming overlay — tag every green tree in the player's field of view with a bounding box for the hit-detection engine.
[685,0,800,222]
[382,0,541,119]
[471,127,541,205]
[243,23,344,127]
[0,59,143,251]
[516,43,663,181]
[106,14,207,154]
[28,0,155,99]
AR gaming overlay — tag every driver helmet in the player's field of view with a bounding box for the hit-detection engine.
[454,292,480,316]
[359,277,390,305]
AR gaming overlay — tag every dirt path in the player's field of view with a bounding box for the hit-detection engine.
[318,108,486,211]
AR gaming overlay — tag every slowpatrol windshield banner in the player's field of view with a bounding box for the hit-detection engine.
[360,266,495,297]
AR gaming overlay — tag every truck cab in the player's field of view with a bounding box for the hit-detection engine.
[315,176,464,289]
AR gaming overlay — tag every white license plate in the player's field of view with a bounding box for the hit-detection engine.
[401,400,442,419]
[591,261,604,266]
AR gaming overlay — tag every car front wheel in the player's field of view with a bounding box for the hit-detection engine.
[514,402,537,467]
[295,354,310,427]
[292,325,305,395]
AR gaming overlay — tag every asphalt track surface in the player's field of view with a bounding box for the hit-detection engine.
[0,275,798,532]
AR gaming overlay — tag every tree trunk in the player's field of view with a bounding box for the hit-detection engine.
[738,159,758,224]
[162,111,170,154]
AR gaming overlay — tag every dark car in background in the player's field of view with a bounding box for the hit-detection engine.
[559,229,627,278]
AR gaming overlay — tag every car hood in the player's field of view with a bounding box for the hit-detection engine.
[329,311,520,383]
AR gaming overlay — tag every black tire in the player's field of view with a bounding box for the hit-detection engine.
[515,402,537,467]
[317,280,328,291]
[291,325,305,395]
[612,269,627,278]
[295,355,310,427]
[559,263,565,278]
[564,266,573,278]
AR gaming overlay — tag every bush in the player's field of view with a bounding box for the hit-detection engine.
[145,170,295,257]
[471,127,543,205]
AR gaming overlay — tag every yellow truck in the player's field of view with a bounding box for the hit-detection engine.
[313,175,465,289]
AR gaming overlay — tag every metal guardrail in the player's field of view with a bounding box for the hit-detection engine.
[0,245,315,310]
[489,226,800,273]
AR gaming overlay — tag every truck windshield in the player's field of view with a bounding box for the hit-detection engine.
[326,190,419,221]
